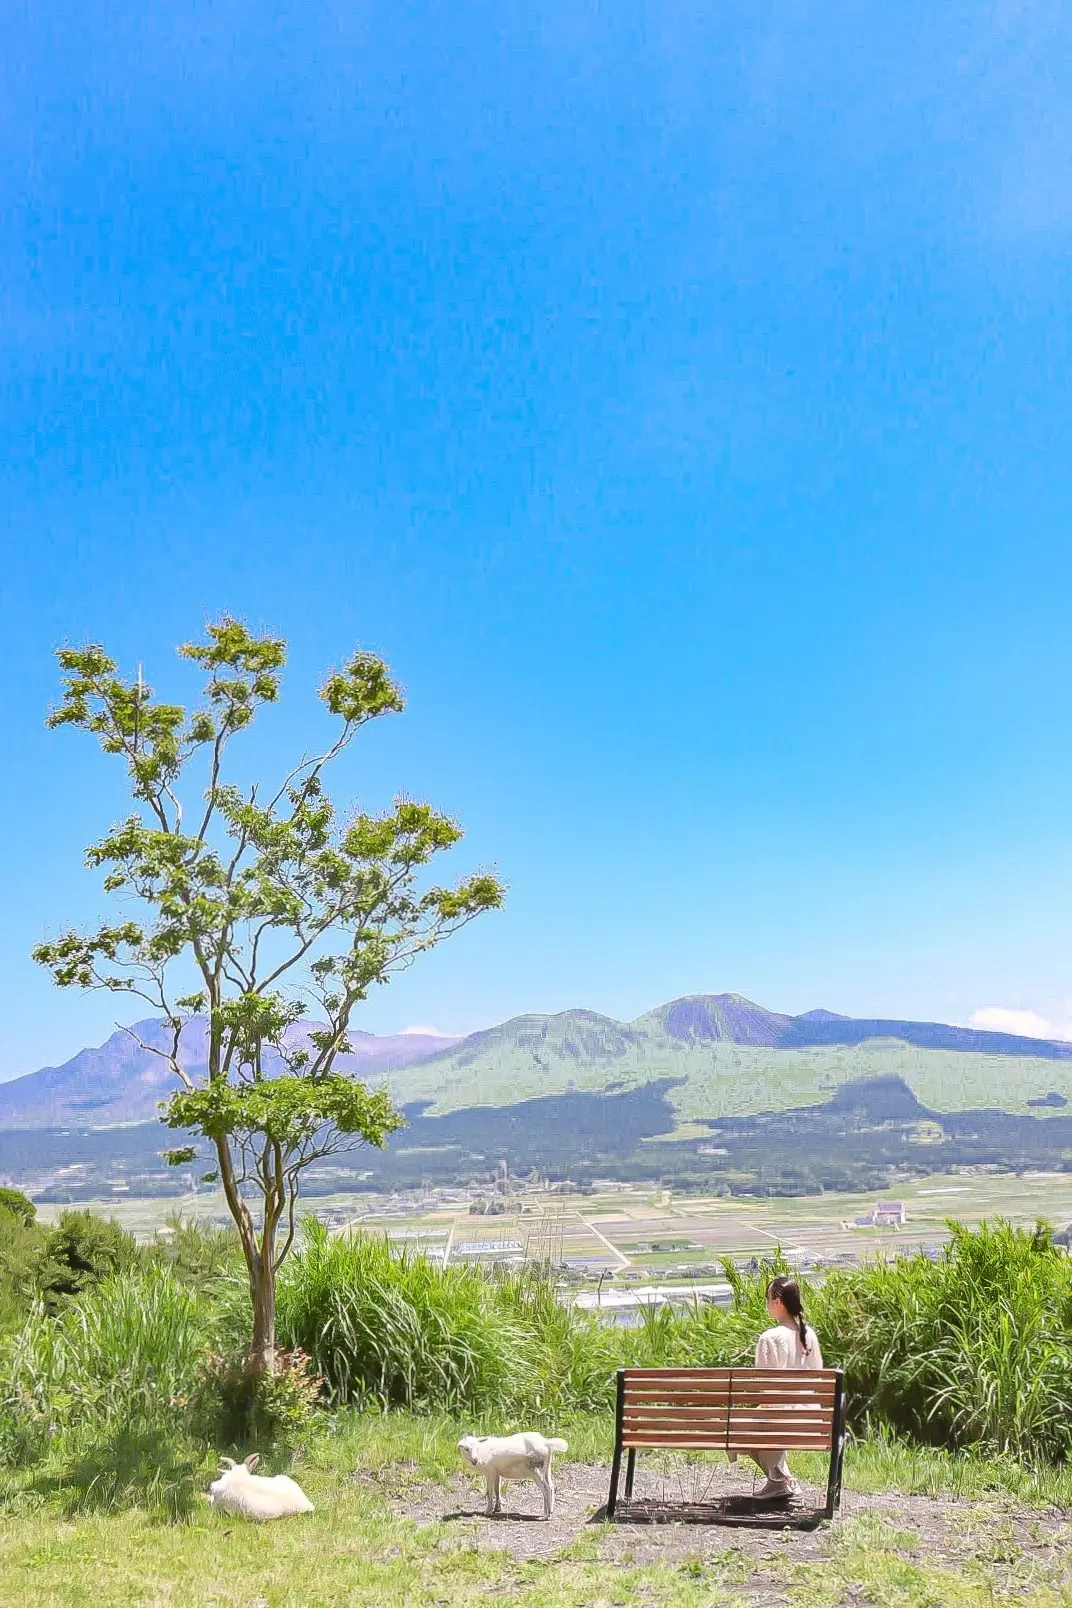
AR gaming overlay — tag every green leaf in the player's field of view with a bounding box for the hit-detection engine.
[162,1147,197,1167]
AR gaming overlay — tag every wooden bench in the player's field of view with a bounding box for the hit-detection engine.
[606,1366,847,1526]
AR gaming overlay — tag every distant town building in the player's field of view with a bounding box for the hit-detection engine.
[854,1200,907,1228]
[455,1240,525,1258]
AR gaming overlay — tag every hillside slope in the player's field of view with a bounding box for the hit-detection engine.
[5,993,1072,1133]
[386,993,1072,1122]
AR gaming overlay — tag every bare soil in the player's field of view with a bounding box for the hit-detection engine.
[383,1459,1072,1594]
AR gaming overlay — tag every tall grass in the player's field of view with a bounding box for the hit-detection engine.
[278,1217,1072,1465]
[275,1223,617,1417]
[0,1265,207,1467]
[0,1215,1069,1488]
[818,1219,1072,1464]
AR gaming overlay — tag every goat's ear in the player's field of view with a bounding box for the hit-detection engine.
[219,1457,235,1470]
[244,1453,261,1472]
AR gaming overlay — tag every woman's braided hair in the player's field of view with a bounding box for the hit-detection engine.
[767,1276,810,1355]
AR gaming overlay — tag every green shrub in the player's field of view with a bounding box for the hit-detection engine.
[0,1189,36,1228]
[817,1219,1072,1464]
[0,1209,45,1339]
[187,1347,323,1448]
[0,1265,206,1469]
[1,1215,1070,1487]
[488,1264,619,1416]
[277,1223,541,1414]
[147,1214,243,1295]
[34,1211,141,1312]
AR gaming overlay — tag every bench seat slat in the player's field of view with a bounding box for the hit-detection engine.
[620,1408,835,1421]
[621,1376,837,1391]
[621,1382,837,1397]
[621,1401,836,1416]
[622,1433,834,1447]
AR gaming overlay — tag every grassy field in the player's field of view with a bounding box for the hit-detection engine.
[5,1215,1072,1603]
[2,1415,1072,1607]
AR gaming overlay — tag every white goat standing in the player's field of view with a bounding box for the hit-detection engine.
[457,1432,568,1519]
[208,1454,315,1521]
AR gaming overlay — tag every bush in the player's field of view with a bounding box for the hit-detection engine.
[0,1189,36,1228]
[277,1223,542,1414]
[147,1214,243,1295]
[817,1219,1072,1464]
[0,1209,45,1339]
[488,1264,619,1416]
[35,1211,141,1312]
[187,1347,323,1449]
[1,1215,1070,1489]
[0,1265,206,1470]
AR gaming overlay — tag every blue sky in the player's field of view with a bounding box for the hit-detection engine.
[3,2,1072,1077]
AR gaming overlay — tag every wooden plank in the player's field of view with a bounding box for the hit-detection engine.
[621,1439,837,1451]
[622,1435,834,1450]
[621,1369,840,1382]
[622,1402,834,1417]
[622,1373,838,1389]
[621,1426,833,1441]
[622,1430,835,1444]
[620,1415,835,1427]
[620,1389,835,1402]
[624,1384,837,1397]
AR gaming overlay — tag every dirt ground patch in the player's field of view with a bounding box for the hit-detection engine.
[381,1459,1072,1599]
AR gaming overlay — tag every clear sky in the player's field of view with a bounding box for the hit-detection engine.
[3,2,1072,1078]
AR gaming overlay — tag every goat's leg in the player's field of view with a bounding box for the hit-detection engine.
[485,1470,501,1516]
[528,1458,553,1519]
[543,1464,555,1519]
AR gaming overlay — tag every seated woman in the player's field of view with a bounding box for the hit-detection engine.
[744,1275,823,1499]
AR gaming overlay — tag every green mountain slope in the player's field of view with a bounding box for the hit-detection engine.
[384,994,1072,1122]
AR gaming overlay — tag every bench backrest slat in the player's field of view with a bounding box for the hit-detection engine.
[618,1367,841,1451]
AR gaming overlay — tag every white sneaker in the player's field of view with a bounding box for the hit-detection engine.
[755,1477,797,1501]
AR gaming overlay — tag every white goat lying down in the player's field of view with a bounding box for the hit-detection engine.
[458,1432,568,1519]
[208,1454,314,1521]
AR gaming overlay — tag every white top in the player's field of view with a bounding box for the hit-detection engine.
[754,1321,824,1370]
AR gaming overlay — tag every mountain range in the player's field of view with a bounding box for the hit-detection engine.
[4,993,1072,1132]
[0,1019,459,1130]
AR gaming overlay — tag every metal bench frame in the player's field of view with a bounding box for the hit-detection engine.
[606,1366,847,1527]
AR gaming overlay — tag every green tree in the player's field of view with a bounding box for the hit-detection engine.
[34,619,504,1371]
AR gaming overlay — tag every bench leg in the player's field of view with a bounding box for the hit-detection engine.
[624,1448,637,1500]
[825,1388,848,1519]
[607,1442,623,1518]
[607,1371,626,1519]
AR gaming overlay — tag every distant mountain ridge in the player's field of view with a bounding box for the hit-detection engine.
[645,993,1072,1059]
[0,1019,460,1130]
[3,992,1072,1132]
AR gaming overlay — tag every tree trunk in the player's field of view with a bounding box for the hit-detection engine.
[249,1253,277,1376]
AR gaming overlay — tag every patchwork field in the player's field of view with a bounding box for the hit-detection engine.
[39,1169,1072,1290]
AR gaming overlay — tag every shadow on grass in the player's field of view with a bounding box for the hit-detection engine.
[29,1424,202,1521]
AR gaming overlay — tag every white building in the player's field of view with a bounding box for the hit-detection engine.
[854,1200,907,1228]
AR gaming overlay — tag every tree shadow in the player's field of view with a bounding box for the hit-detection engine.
[29,1424,201,1521]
